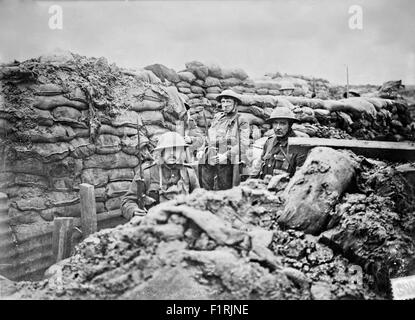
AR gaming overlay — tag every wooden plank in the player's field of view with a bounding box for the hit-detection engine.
[52,217,73,263]
[79,183,97,239]
[288,137,415,162]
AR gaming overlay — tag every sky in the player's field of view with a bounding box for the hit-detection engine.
[0,0,414,85]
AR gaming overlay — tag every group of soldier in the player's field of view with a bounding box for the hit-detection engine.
[121,89,305,219]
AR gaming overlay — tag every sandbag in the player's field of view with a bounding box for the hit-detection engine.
[144,64,179,83]
[120,134,150,155]
[221,68,249,80]
[84,152,139,169]
[1,154,43,175]
[190,86,205,95]
[139,110,165,125]
[21,125,78,143]
[27,142,70,162]
[105,197,122,211]
[207,63,223,79]
[187,93,203,99]
[220,78,242,87]
[256,88,269,95]
[121,69,161,84]
[176,81,191,88]
[46,191,80,207]
[363,98,389,111]
[129,100,166,113]
[324,98,377,118]
[95,134,121,154]
[178,87,191,94]
[106,181,131,198]
[253,79,281,90]
[205,93,218,101]
[239,113,264,126]
[185,61,209,80]
[81,168,108,188]
[108,168,135,182]
[34,95,88,110]
[204,77,221,87]
[294,107,316,123]
[99,124,137,137]
[52,106,82,122]
[239,95,278,108]
[69,137,96,158]
[279,147,357,235]
[237,105,267,119]
[177,72,196,83]
[164,86,187,120]
[144,125,170,138]
[293,130,310,138]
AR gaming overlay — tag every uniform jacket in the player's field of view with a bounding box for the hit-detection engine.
[121,163,200,218]
[203,111,250,165]
[259,130,306,178]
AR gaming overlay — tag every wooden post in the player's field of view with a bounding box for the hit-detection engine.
[52,217,74,263]
[79,183,97,239]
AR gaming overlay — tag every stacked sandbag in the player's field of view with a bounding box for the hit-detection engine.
[0,52,187,244]
[171,62,413,143]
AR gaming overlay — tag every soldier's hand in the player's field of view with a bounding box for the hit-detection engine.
[212,153,228,164]
[184,135,192,144]
[133,208,147,216]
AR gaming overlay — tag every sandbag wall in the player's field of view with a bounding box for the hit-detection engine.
[0,53,186,280]
[144,61,414,142]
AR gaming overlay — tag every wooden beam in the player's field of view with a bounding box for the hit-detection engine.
[288,137,415,162]
[52,217,73,263]
[79,183,97,239]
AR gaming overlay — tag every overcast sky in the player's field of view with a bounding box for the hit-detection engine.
[0,0,414,85]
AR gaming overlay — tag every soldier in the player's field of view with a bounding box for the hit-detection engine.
[121,132,200,220]
[279,84,295,96]
[258,106,306,178]
[199,89,250,190]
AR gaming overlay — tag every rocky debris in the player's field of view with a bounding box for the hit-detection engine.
[6,157,411,299]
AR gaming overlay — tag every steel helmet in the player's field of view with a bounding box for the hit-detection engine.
[266,106,298,123]
[154,132,188,151]
[215,89,242,104]
[279,84,295,91]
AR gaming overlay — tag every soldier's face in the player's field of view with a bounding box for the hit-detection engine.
[162,147,185,164]
[281,89,294,96]
[221,97,236,114]
[272,119,291,137]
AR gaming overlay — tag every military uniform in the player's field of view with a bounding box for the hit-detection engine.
[121,163,199,218]
[258,130,306,178]
[200,110,250,190]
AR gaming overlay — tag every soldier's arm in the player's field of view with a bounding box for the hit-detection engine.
[121,171,147,219]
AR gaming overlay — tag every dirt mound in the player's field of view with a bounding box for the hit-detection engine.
[3,176,388,300]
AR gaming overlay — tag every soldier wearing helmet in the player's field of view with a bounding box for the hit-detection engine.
[199,89,250,190]
[258,104,306,178]
[279,84,295,96]
[121,132,200,220]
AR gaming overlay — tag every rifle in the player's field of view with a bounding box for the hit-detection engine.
[232,113,242,187]
[202,107,218,190]
[136,117,146,210]
[182,110,193,164]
